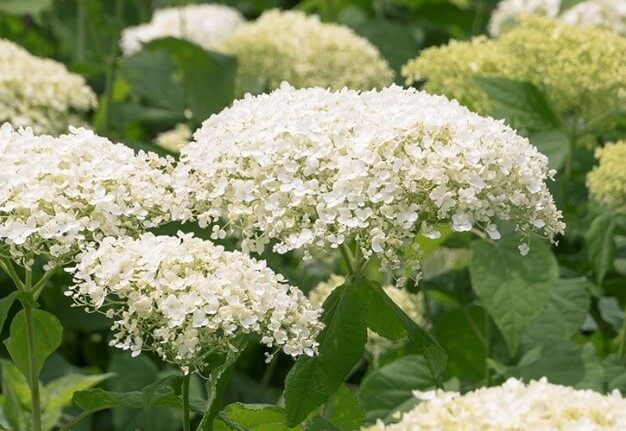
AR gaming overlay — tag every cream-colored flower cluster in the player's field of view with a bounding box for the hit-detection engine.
[155,123,192,153]
[0,124,174,268]
[67,232,323,373]
[309,275,424,362]
[0,39,97,134]
[403,16,626,128]
[587,141,626,210]
[120,4,244,55]
[362,378,626,430]
[175,84,564,270]
[489,0,626,36]
[218,10,394,94]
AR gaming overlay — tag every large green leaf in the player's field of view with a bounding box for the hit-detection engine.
[328,385,364,431]
[4,309,63,385]
[217,403,302,431]
[0,359,28,431]
[469,238,558,355]
[586,212,617,284]
[475,77,560,132]
[120,37,237,126]
[44,372,114,413]
[359,355,435,424]
[529,129,570,171]
[284,278,368,426]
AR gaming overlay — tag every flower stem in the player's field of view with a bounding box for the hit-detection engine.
[618,302,626,357]
[23,270,42,431]
[182,373,191,431]
[339,244,355,276]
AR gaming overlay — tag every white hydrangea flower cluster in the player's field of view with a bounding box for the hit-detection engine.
[175,84,564,270]
[0,124,174,268]
[155,123,192,153]
[362,378,626,430]
[488,0,626,36]
[66,232,323,373]
[120,4,245,55]
[309,275,425,363]
[218,10,394,93]
[0,39,97,134]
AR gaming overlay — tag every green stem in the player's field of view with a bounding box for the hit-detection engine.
[76,0,86,62]
[339,244,355,276]
[97,0,123,134]
[618,302,626,356]
[182,373,191,431]
[32,268,58,301]
[23,270,42,431]
[0,258,25,289]
[484,314,492,386]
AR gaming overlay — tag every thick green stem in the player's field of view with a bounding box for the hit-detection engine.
[339,244,355,276]
[484,314,492,386]
[23,270,42,431]
[182,373,191,431]
[618,302,626,357]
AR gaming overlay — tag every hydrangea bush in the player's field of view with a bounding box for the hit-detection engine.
[0,39,97,133]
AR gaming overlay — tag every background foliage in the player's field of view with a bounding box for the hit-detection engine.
[1,0,625,430]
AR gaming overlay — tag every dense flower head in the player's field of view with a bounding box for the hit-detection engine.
[403,16,626,128]
[362,377,626,430]
[0,39,97,133]
[218,10,394,93]
[310,275,424,362]
[0,124,174,268]
[175,84,564,271]
[155,123,192,153]
[66,232,323,373]
[587,141,626,210]
[489,0,626,36]
[120,4,244,55]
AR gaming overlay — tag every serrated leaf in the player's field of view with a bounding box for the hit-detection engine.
[4,309,63,385]
[284,278,368,426]
[469,238,558,355]
[586,212,617,284]
[359,355,435,424]
[328,385,364,431]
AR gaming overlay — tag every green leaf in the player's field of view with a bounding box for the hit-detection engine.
[358,355,436,424]
[304,416,339,431]
[284,278,368,426]
[586,212,617,284]
[4,309,63,385]
[328,385,364,431]
[198,351,239,431]
[44,372,114,413]
[0,0,52,15]
[218,404,302,431]
[529,129,570,171]
[0,360,28,431]
[475,77,560,131]
[0,292,18,334]
[121,38,237,126]
[469,238,558,355]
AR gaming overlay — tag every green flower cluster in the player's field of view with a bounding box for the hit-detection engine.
[402,17,626,128]
[587,141,626,210]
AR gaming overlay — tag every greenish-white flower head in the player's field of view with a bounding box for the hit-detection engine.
[218,10,394,93]
[0,125,175,268]
[155,123,192,153]
[587,141,626,211]
[403,16,626,129]
[0,39,97,133]
[309,275,424,363]
[488,0,560,35]
[67,232,323,374]
[362,377,626,430]
[120,3,245,55]
[174,84,564,272]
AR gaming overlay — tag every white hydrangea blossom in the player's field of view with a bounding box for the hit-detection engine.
[120,4,245,55]
[175,84,564,271]
[362,377,626,430]
[0,39,97,133]
[309,275,425,363]
[488,0,561,35]
[489,0,626,35]
[155,123,192,153]
[66,232,323,373]
[0,124,174,268]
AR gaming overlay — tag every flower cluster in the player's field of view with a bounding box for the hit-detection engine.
[362,378,626,430]
[587,141,626,211]
[489,0,626,36]
[403,16,626,128]
[175,84,564,271]
[0,125,174,268]
[120,4,244,55]
[155,123,192,153]
[218,10,394,94]
[66,232,323,373]
[309,275,424,363]
[488,0,560,35]
[0,39,97,134]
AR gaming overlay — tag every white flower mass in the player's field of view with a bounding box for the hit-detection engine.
[488,0,561,35]
[175,84,564,270]
[66,233,323,373]
[363,378,626,430]
[0,124,174,268]
[120,4,245,55]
